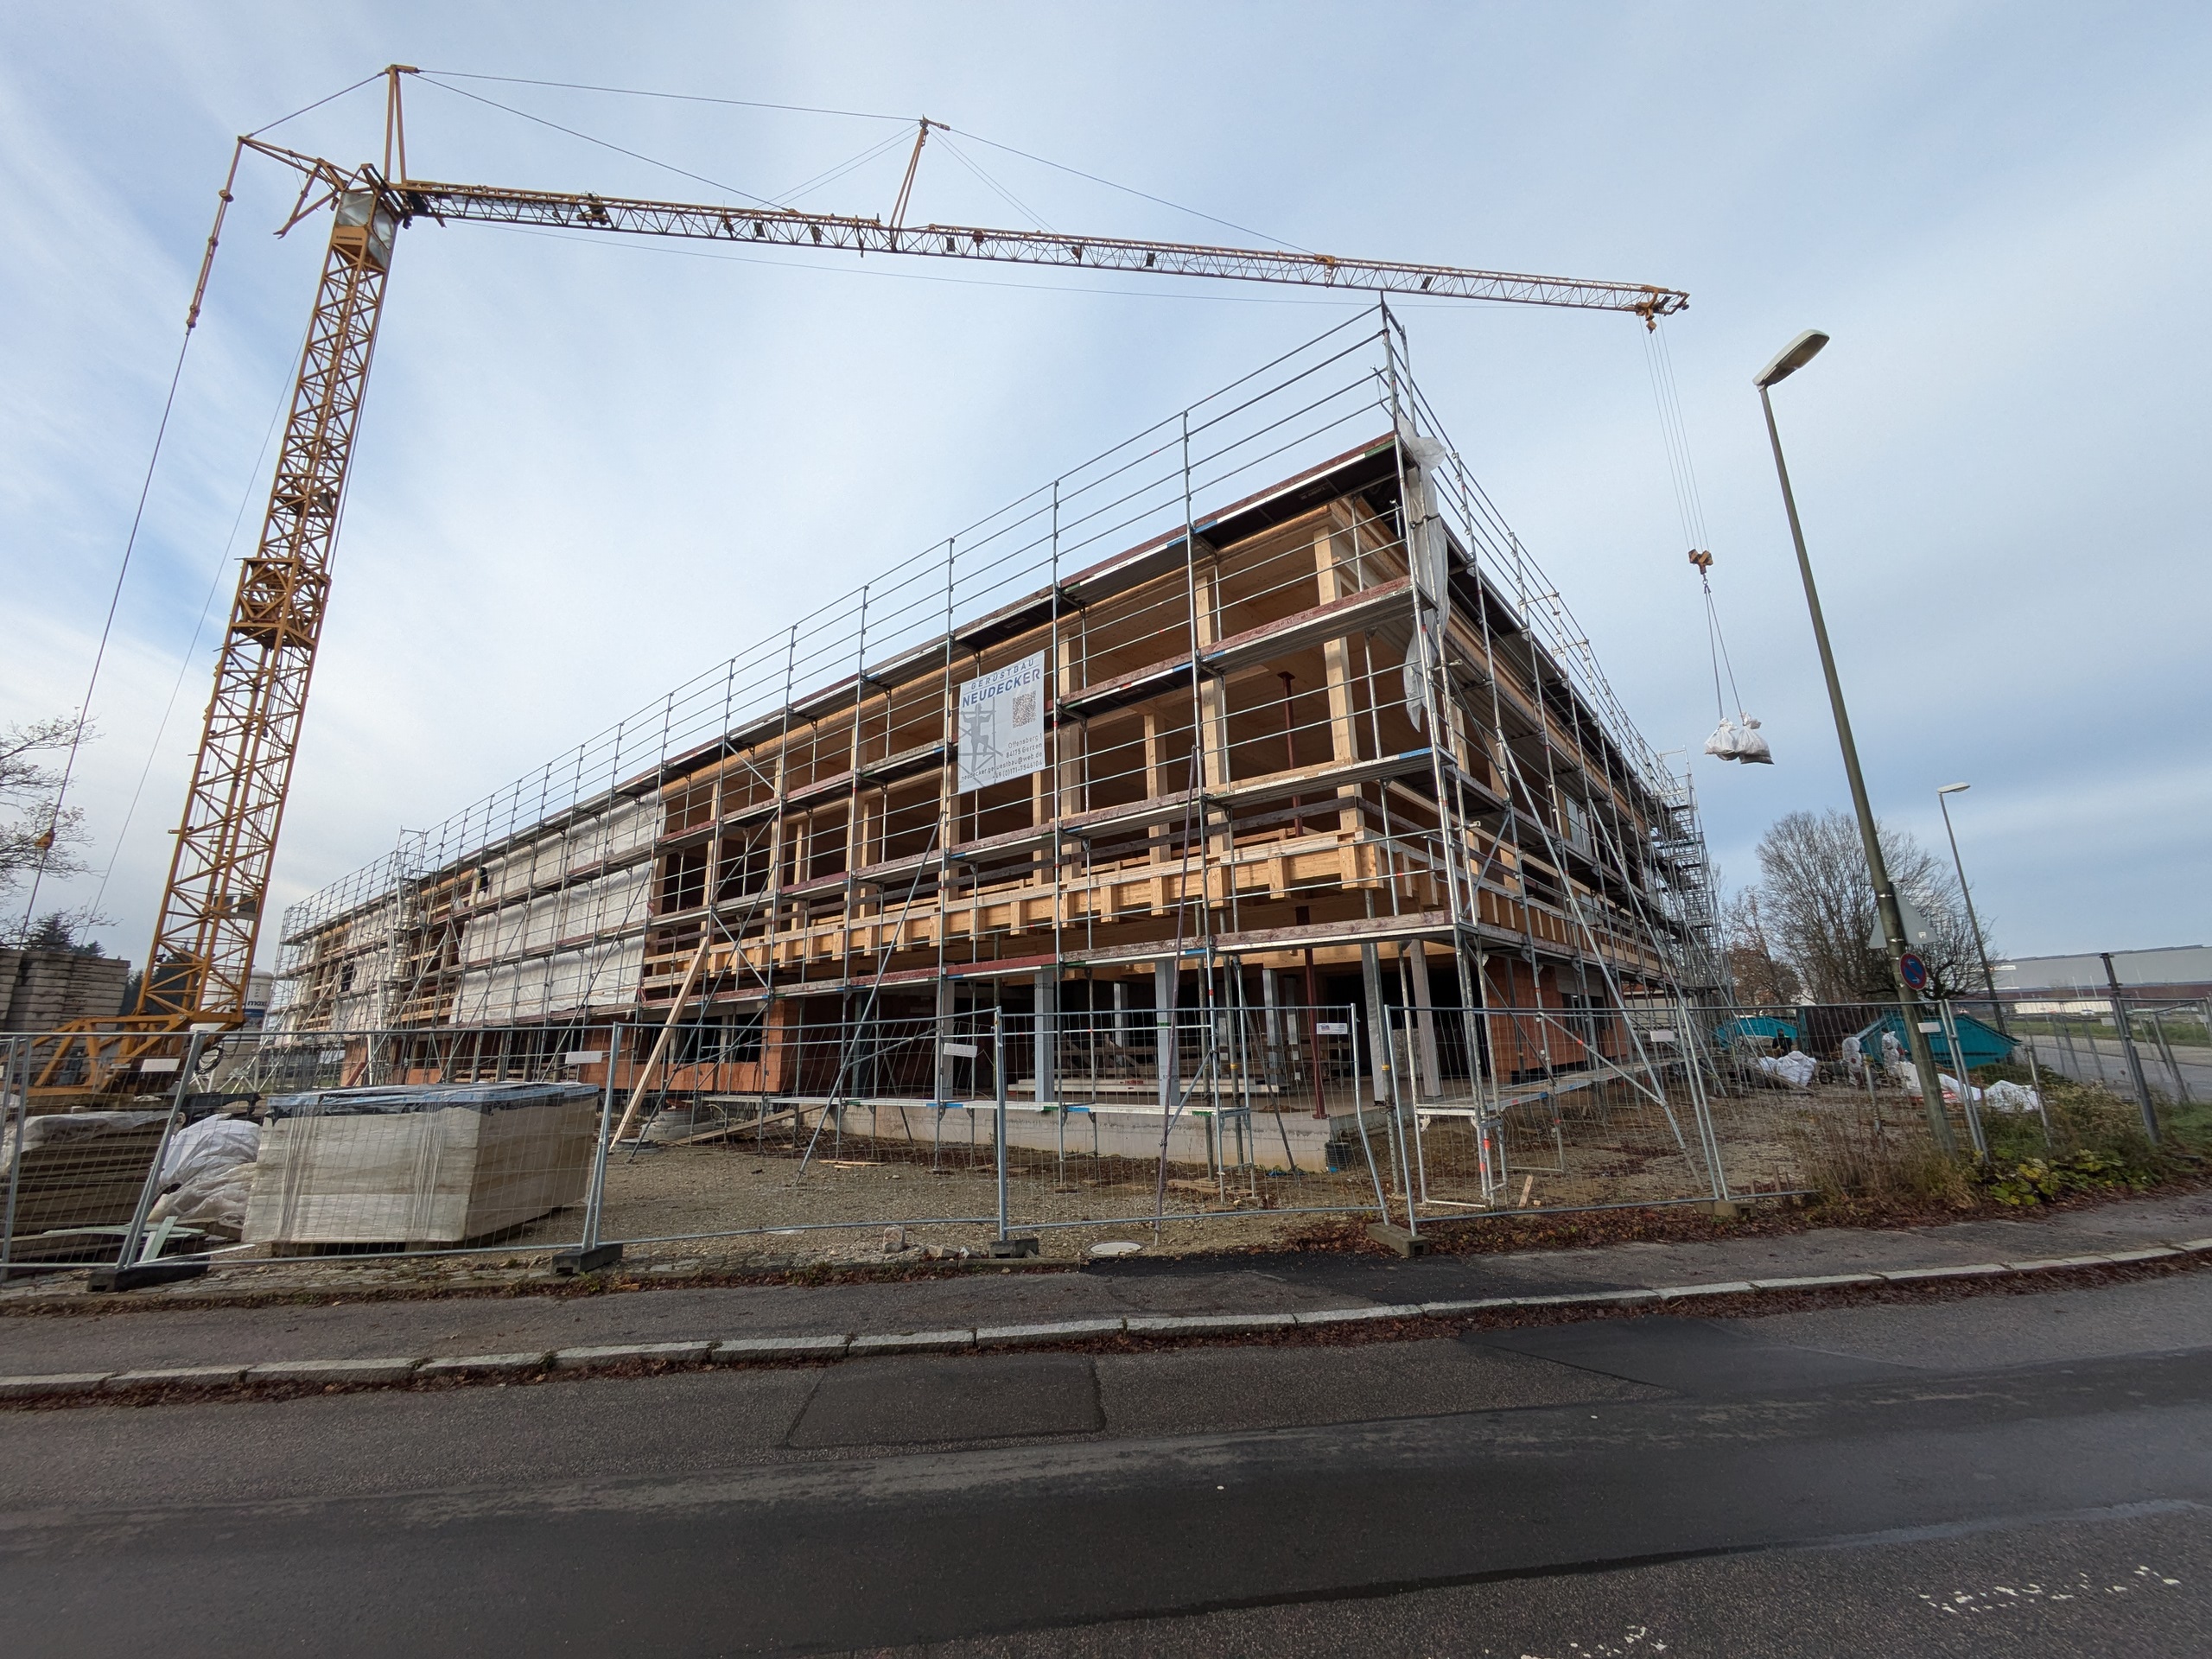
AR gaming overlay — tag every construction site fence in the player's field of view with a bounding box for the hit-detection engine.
[15,991,2178,1281]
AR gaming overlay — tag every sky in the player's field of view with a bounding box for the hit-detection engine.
[3,2,2208,971]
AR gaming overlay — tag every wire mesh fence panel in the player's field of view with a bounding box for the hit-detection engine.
[3,1034,187,1273]
[590,1009,1001,1252]
[36,987,2147,1279]
[1001,1007,1387,1237]
[1395,1005,1725,1217]
[587,1006,1387,1257]
[3,1025,608,1273]
[1670,999,2085,1192]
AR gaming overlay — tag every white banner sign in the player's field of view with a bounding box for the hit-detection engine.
[957,651,1046,793]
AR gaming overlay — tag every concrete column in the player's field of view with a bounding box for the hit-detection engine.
[1406,943,1443,1098]
[1154,957,1179,1115]
[1033,967,1058,1109]
[1361,943,1389,1104]
[934,976,956,1101]
[1261,963,1284,1090]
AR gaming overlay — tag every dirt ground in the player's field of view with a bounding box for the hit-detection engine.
[580,1140,1376,1266]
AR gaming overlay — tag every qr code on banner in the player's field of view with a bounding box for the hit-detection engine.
[1012,691,1037,728]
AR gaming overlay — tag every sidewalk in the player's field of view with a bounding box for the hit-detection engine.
[3,1188,2208,1388]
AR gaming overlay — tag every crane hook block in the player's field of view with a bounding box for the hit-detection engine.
[1688,549,1713,572]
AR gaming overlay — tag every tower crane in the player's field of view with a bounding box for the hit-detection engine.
[40,67,1687,1096]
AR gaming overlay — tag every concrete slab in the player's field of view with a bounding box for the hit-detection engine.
[103,1366,247,1389]
[1123,1313,1297,1337]
[1291,1304,1424,1326]
[549,1342,710,1370]
[2003,1255,2124,1272]
[418,1352,553,1376]
[0,1373,110,1399]
[713,1335,851,1362]
[848,1329,976,1356]
[245,1357,422,1385]
[976,1319,1126,1346]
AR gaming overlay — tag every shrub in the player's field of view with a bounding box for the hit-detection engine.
[1983,1148,2159,1206]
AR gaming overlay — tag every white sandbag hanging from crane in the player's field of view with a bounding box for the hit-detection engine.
[1642,319,1773,766]
[1691,549,1771,765]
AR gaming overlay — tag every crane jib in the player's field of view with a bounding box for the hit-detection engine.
[388,180,1687,317]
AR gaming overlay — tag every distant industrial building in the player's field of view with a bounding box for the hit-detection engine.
[1994,945,2212,1009]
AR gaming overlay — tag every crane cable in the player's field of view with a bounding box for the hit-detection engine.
[1643,319,1769,764]
[1692,550,1748,724]
[20,73,403,939]
[15,143,253,938]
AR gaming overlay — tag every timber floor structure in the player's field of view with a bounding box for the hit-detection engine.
[273,317,1725,1094]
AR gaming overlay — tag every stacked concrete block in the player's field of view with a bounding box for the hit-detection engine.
[2,948,131,1032]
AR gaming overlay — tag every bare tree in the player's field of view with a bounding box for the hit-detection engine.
[1748,809,1991,1002]
[1,716,94,944]
[1723,889,1802,1006]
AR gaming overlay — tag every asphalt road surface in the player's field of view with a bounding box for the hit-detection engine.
[2020,1032,2212,1100]
[3,1274,2209,1656]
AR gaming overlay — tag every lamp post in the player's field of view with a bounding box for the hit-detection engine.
[1756,330,1955,1151]
[1936,783,2004,1033]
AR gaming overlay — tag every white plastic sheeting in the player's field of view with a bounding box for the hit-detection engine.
[157,1114,259,1187]
[1757,1049,1819,1088]
[453,937,643,1024]
[460,862,652,967]
[479,796,661,903]
[149,1115,262,1242]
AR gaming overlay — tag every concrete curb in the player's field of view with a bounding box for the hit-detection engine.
[3,1236,2207,1405]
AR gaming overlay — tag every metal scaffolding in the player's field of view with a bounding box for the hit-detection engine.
[276,308,1726,1206]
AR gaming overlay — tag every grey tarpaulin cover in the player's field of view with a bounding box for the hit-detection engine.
[264,1082,600,1119]
[1,1109,168,1169]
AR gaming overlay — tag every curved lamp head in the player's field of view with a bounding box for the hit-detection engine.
[1755,329,1830,389]
[1938,782,1971,796]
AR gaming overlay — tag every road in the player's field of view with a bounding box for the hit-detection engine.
[2019,1032,2211,1101]
[3,1273,2209,1656]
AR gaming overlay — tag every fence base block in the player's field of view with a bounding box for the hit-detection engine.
[552,1243,625,1276]
[987,1235,1040,1259]
[87,1260,209,1293]
[1366,1223,1430,1258]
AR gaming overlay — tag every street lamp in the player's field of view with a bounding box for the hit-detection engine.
[1756,330,1955,1150]
[1936,782,2004,1033]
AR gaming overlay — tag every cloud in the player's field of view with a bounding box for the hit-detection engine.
[3,2,2207,969]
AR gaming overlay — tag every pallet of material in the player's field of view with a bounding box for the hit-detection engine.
[1,1110,168,1238]
[242,1082,600,1250]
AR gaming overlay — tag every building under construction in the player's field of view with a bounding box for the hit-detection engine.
[274,317,1724,1109]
